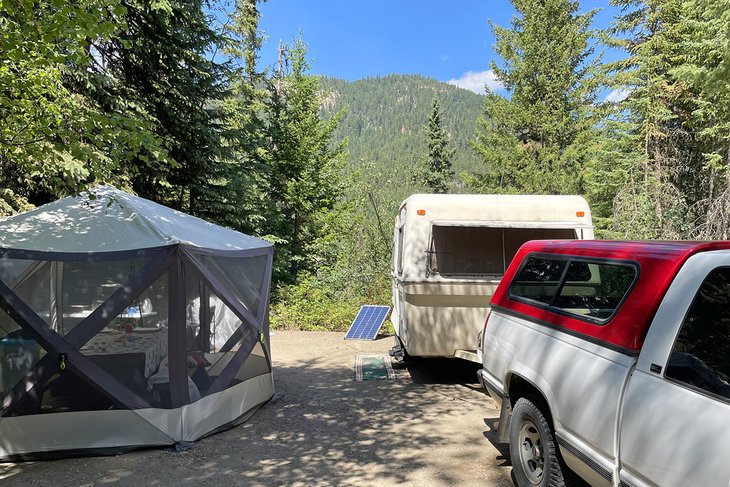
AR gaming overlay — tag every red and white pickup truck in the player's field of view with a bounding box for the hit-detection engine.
[478,240,730,487]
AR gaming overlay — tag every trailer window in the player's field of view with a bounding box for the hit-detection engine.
[504,229,576,263]
[397,225,404,275]
[429,226,576,276]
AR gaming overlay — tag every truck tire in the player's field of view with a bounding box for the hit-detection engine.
[509,396,572,487]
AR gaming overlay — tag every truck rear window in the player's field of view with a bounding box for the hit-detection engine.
[429,226,576,276]
[509,255,637,324]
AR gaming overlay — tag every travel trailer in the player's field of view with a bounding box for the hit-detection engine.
[390,194,594,362]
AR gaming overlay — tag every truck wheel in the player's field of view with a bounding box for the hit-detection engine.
[509,397,570,487]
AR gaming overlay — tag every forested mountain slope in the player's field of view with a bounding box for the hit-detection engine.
[321,75,484,176]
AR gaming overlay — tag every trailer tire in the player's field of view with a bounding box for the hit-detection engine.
[509,396,573,487]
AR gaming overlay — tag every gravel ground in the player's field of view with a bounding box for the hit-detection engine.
[0,331,514,486]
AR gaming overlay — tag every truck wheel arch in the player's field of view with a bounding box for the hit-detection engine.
[507,374,545,407]
[502,372,559,434]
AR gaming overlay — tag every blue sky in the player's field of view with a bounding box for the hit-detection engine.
[257,1,624,96]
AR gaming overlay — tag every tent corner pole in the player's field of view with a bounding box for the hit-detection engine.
[168,249,189,408]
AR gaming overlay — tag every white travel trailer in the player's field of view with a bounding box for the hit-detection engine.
[390,194,594,362]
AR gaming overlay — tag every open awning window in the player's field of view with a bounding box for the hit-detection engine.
[428,225,577,277]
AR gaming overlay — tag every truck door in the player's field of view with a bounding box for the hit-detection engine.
[619,256,730,487]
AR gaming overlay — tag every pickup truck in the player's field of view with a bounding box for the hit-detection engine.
[478,240,730,487]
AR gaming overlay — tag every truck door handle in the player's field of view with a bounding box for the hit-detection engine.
[650,363,662,374]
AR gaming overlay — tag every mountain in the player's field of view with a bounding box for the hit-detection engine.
[321,74,485,178]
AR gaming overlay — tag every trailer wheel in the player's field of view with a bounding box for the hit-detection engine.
[509,397,571,487]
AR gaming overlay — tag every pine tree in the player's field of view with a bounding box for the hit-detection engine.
[88,0,234,222]
[260,38,346,283]
[471,0,599,194]
[672,0,730,238]
[422,98,455,193]
[603,0,702,238]
[222,0,270,234]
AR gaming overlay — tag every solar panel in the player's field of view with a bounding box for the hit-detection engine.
[344,305,390,340]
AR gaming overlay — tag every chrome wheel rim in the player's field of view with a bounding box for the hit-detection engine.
[518,420,544,485]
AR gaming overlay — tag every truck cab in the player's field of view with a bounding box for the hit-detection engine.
[479,240,730,487]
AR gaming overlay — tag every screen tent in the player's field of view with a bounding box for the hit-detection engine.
[0,186,274,460]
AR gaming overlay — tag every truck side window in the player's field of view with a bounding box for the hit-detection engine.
[666,268,730,400]
[510,257,567,304]
[553,261,636,320]
[510,257,636,323]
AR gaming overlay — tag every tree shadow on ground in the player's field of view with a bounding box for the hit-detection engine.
[0,352,513,486]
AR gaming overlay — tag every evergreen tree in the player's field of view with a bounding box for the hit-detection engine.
[222,0,269,233]
[88,0,234,222]
[602,0,702,238]
[672,0,730,238]
[422,98,455,193]
[260,38,346,283]
[471,0,599,194]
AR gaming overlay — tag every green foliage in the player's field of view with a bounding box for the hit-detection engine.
[422,98,455,193]
[219,0,270,233]
[312,163,405,302]
[471,0,600,195]
[582,119,638,237]
[600,0,703,238]
[671,0,730,238]
[0,189,33,218]
[87,0,235,223]
[258,38,347,284]
[270,272,357,331]
[321,74,484,188]
[0,0,164,202]
[270,160,406,331]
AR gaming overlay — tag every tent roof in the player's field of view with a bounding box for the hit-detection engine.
[0,186,272,253]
